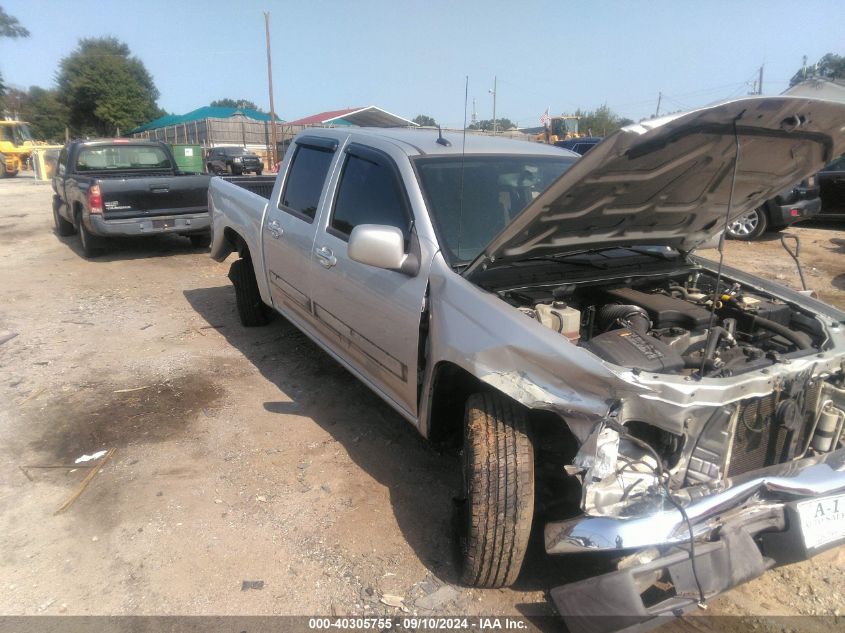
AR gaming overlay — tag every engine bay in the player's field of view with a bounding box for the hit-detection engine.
[504,270,827,377]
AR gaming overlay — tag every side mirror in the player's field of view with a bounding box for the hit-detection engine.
[348,224,419,276]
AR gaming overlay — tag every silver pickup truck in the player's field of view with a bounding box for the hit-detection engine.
[210,96,845,629]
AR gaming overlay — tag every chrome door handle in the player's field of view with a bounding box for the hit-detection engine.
[266,219,283,239]
[315,246,337,268]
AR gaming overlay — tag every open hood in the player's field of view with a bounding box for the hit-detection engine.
[464,96,845,278]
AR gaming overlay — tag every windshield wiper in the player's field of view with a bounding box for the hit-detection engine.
[516,254,610,269]
[625,246,680,260]
[516,246,680,268]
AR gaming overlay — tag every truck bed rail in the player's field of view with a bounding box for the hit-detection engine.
[221,175,277,200]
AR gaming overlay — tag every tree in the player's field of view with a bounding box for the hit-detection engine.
[412,114,437,127]
[56,37,161,136]
[575,105,632,137]
[0,6,28,38]
[468,117,516,131]
[7,86,68,142]
[0,6,29,107]
[210,98,261,111]
[790,53,845,86]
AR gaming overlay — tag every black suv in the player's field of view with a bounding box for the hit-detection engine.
[725,178,821,240]
[206,146,264,176]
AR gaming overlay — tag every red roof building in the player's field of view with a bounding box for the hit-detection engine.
[286,106,417,128]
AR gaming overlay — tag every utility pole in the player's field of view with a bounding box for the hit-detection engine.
[757,64,764,95]
[471,98,477,126]
[489,76,497,134]
[654,91,662,118]
[264,11,280,168]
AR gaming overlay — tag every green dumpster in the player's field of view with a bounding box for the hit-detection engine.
[170,144,204,174]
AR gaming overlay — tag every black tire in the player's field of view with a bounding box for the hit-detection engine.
[53,197,75,236]
[0,162,6,178]
[459,392,534,588]
[189,234,211,249]
[77,217,103,258]
[726,207,768,240]
[256,169,263,176]
[229,257,270,326]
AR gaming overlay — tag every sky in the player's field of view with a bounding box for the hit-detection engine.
[2,0,844,128]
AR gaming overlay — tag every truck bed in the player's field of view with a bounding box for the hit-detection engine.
[221,175,277,200]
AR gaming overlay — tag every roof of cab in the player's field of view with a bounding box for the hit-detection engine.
[295,127,577,158]
[70,138,167,147]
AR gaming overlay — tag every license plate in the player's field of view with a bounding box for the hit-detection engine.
[797,493,845,550]
[152,219,173,229]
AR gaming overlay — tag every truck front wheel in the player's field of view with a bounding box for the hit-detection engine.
[229,257,271,326]
[458,392,535,588]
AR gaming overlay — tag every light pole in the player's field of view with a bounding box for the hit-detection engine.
[264,12,280,168]
[489,76,497,134]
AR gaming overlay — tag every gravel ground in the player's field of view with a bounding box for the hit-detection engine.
[0,177,843,630]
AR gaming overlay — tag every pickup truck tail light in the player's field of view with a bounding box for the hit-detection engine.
[88,184,103,215]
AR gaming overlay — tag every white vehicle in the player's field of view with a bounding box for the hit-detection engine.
[209,97,845,630]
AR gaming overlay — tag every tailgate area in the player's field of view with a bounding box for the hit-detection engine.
[99,175,209,220]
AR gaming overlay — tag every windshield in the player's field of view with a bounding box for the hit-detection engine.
[76,145,171,171]
[1,123,33,145]
[415,155,576,263]
[552,118,578,137]
[226,147,252,156]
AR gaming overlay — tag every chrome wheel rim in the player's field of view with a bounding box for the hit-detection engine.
[728,211,759,236]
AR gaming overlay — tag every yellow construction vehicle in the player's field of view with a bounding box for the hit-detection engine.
[0,120,40,177]
[536,115,584,144]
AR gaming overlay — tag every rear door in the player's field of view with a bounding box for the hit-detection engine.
[306,142,428,417]
[262,136,341,327]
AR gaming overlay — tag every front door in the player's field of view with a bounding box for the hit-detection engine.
[308,142,428,417]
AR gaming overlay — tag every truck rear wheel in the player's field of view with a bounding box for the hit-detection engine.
[459,392,534,588]
[229,257,270,326]
[53,197,75,236]
[77,216,103,258]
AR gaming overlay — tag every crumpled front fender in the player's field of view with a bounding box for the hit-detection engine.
[419,255,649,441]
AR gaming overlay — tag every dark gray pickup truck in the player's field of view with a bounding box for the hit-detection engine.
[51,139,211,257]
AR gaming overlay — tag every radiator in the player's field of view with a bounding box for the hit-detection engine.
[727,382,821,477]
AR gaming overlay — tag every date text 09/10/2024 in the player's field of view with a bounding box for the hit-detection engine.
[307,618,528,630]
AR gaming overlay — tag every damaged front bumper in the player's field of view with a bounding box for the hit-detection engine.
[546,447,845,632]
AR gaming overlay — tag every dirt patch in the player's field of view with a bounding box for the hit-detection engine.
[26,373,222,462]
[0,223,38,241]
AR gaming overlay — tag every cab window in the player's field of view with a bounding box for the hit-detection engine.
[329,146,411,243]
[279,144,335,222]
